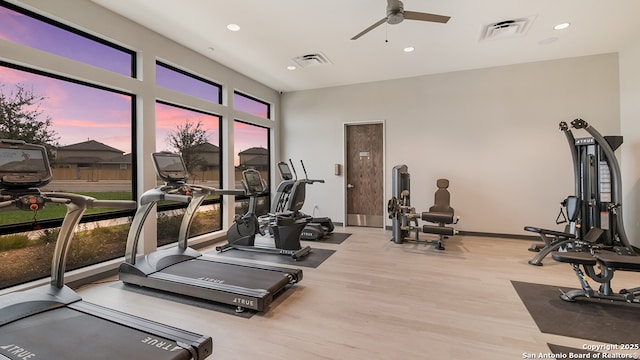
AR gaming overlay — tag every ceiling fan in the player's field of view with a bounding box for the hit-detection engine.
[351,0,451,40]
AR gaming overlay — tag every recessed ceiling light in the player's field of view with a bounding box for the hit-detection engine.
[554,22,570,30]
[287,65,296,70]
[403,46,415,53]
[227,23,241,31]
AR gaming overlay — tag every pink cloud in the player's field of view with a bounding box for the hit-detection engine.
[54,118,129,128]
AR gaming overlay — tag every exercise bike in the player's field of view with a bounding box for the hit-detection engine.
[216,169,312,260]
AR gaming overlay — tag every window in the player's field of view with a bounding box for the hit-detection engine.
[0,2,278,291]
[156,62,221,104]
[234,120,270,216]
[0,3,135,77]
[234,91,270,119]
[0,62,134,289]
[155,101,222,244]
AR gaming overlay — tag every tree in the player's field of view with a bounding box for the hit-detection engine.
[166,119,208,174]
[0,83,59,157]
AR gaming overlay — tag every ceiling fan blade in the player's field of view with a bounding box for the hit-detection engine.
[351,17,388,40]
[403,11,450,23]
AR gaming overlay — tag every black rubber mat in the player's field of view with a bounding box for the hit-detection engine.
[512,280,640,344]
[302,232,351,244]
[211,247,336,268]
[113,282,255,318]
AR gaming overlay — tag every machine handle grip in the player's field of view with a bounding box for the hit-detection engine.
[524,226,576,239]
[88,199,137,209]
[0,199,15,208]
[163,193,191,203]
[216,189,246,196]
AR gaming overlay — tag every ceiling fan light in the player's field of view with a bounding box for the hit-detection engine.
[226,23,241,31]
[403,46,415,53]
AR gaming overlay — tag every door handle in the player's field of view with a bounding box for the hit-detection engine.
[347,184,355,189]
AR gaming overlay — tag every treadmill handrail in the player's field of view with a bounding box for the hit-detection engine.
[176,184,243,249]
[126,183,243,263]
[125,188,170,265]
[44,192,136,289]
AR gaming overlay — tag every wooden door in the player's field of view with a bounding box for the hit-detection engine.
[345,123,384,227]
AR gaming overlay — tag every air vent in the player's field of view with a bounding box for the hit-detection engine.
[480,15,536,41]
[292,52,332,68]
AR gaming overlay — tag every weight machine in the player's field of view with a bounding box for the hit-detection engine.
[526,118,635,265]
[388,164,459,250]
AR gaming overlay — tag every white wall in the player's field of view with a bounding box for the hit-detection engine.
[620,40,640,248]
[281,54,621,236]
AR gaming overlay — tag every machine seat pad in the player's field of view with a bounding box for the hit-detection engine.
[595,252,640,271]
[551,251,597,265]
[524,226,576,239]
[421,211,454,224]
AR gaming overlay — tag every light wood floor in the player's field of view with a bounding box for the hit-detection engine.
[77,227,639,360]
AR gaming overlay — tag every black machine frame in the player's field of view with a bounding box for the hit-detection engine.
[388,164,459,250]
[216,168,313,260]
[269,159,334,240]
[526,119,635,265]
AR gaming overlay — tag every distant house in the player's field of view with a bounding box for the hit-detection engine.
[191,142,220,170]
[238,147,269,171]
[53,140,131,180]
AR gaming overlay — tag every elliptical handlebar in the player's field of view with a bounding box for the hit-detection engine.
[283,158,326,185]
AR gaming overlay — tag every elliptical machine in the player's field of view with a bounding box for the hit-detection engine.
[270,160,334,240]
[216,169,312,260]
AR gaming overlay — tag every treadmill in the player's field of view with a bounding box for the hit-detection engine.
[118,151,303,313]
[0,139,212,360]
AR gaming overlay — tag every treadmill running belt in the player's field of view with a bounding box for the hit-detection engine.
[0,307,191,360]
[161,258,292,294]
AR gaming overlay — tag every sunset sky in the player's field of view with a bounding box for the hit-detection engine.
[0,5,269,165]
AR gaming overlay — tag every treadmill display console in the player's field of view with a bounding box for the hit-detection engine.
[243,169,264,194]
[0,139,52,189]
[152,152,188,183]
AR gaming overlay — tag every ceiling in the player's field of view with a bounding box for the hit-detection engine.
[90,0,640,93]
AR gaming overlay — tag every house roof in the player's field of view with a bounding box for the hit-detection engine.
[103,153,132,164]
[239,147,268,155]
[58,140,124,153]
[192,142,220,153]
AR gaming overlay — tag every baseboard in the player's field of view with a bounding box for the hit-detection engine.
[383,225,539,241]
[458,230,538,241]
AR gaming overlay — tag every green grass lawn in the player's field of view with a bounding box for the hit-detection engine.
[0,191,132,225]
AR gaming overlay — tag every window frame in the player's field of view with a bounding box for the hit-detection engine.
[156,61,223,104]
[233,91,271,120]
[233,119,271,213]
[154,100,224,213]
[0,60,137,236]
[0,1,137,78]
